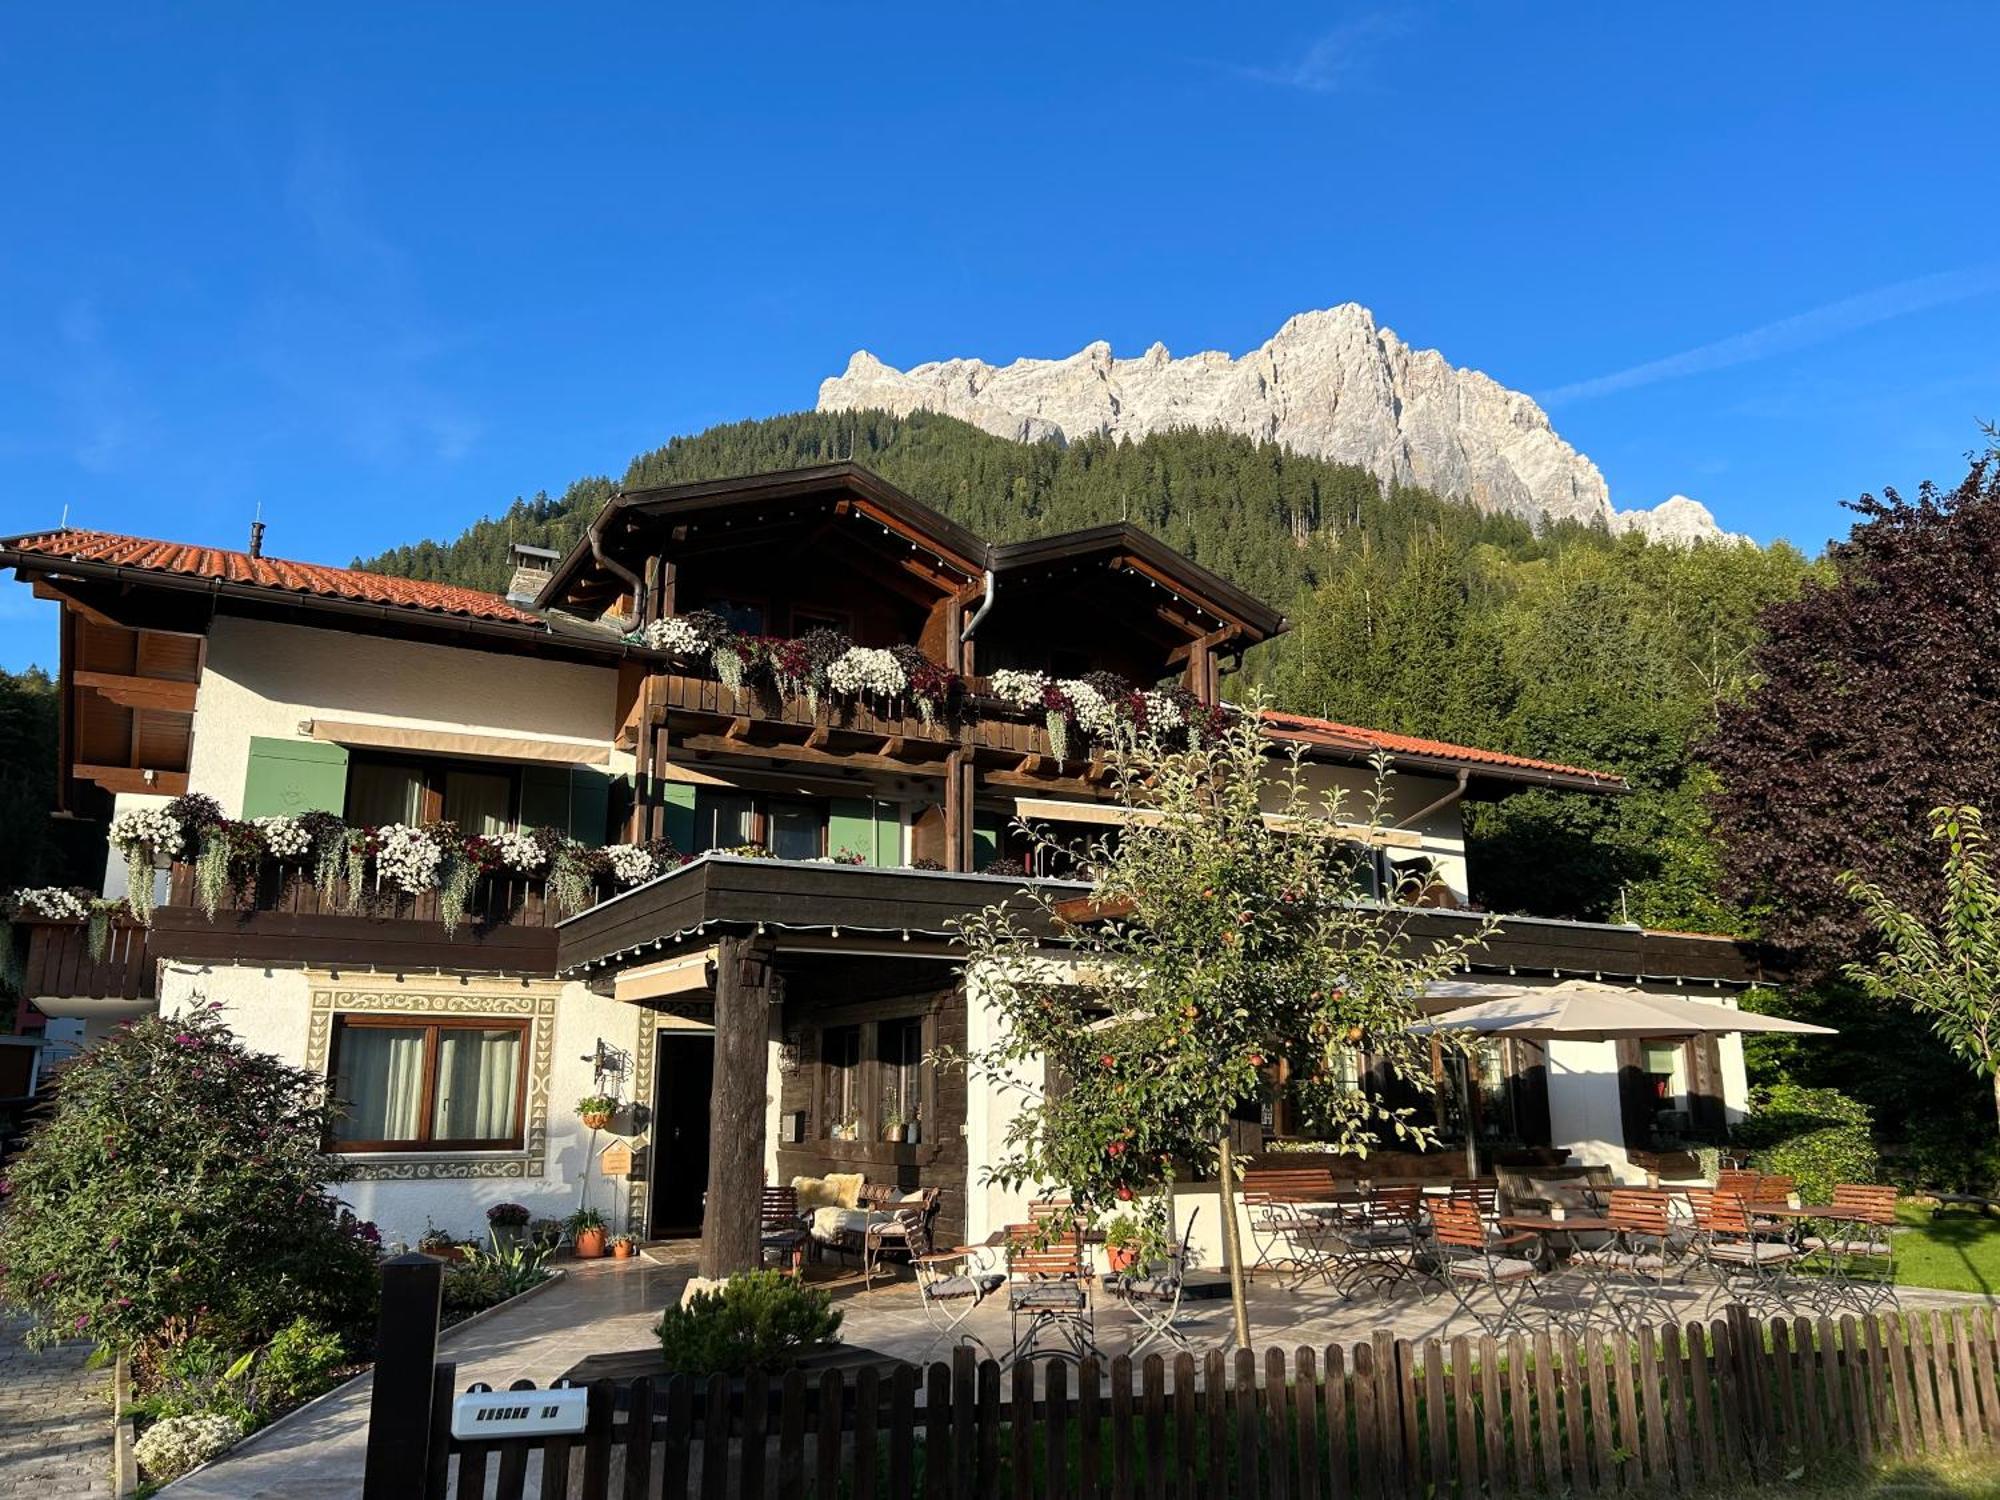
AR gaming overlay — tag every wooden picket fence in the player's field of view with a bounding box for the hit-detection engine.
[414,1306,2000,1500]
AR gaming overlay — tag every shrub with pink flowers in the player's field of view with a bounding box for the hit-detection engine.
[0,1006,381,1355]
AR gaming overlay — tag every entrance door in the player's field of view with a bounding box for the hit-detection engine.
[648,1033,714,1237]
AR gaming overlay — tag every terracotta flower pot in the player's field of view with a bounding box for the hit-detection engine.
[574,1226,607,1259]
[612,1240,635,1260]
[580,1110,613,1131]
[1106,1245,1139,1274]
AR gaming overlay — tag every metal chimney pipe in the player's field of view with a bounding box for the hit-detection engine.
[248,519,266,559]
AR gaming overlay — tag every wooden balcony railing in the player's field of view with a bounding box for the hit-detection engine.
[12,915,155,1002]
[652,670,1054,763]
[149,859,585,973]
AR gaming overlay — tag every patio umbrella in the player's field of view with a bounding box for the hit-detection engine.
[1409,979,1835,1174]
[1408,979,1837,1043]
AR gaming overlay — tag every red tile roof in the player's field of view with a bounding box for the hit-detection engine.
[1259,709,1625,789]
[4,528,542,625]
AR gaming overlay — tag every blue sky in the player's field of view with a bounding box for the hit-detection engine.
[3,5,1997,670]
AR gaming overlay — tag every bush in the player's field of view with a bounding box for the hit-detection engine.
[133,1412,243,1482]
[0,1007,381,1353]
[1734,1084,1880,1203]
[441,1240,552,1326]
[655,1271,842,1375]
[254,1316,349,1411]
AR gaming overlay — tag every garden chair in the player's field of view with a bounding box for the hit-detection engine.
[862,1188,942,1287]
[1107,1208,1201,1355]
[1692,1190,1805,1316]
[1002,1222,1096,1367]
[1430,1198,1544,1336]
[758,1185,809,1273]
[911,1241,1006,1361]
[1571,1189,1687,1327]
[1803,1183,1899,1314]
[1244,1191,1338,1286]
[1451,1177,1501,1222]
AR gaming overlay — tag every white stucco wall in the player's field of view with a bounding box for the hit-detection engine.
[1260,761,1471,902]
[159,962,645,1247]
[186,616,623,816]
[101,790,172,903]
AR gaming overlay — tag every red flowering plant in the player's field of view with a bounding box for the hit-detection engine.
[0,1006,380,1357]
[890,645,962,727]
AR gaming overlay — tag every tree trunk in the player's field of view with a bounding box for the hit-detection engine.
[699,937,775,1280]
[1215,1129,1252,1350]
[1991,1069,2000,1145]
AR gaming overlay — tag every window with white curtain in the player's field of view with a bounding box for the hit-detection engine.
[329,1018,527,1150]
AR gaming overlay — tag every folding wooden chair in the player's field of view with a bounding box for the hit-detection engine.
[1003,1222,1095,1367]
[863,1188,942,1287]
[1430,1198,1543,1336]
[1571,1189,1686,1327]
[1804,1183,1899,1314]
[1694,1190,1805,1316]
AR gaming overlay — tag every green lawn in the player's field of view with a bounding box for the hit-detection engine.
[1894,1200,2000,1296]
[1714,1453,2000,1499]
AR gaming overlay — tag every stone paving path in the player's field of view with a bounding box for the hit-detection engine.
[0,1315,114,1500]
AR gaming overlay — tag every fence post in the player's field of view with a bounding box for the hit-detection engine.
[363,1251,446,1500]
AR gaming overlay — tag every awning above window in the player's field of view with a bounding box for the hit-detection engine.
[304,718,611,767]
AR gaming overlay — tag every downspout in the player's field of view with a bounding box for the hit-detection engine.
[587,503,647,626]
[1396,767,1471,831]
[958,569,996,642]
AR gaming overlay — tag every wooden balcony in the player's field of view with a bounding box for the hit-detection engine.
[148,859,583,974]
[645,669,1099,791]
[12,914,156,1002]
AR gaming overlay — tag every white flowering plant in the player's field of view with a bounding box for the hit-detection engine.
[373,823,444,895]
[604,843,659,886]
[481,828,547,873]
[133,1412,243,1482]
[826,646,907,699]
[8,886,89,921]
[251,815,313,860]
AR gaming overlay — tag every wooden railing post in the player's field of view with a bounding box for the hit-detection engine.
[363,1251,446,1500]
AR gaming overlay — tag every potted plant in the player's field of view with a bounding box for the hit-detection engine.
[487,1201,530,1250]
[1102,1210,1167,1275]
[611,1234,635,1260]
[576,1094,617,1132]
[882,1106,907,1143]
[529,1217,564,1251]
[568,1206,608,1259]
[416,1224,465,1263]
[832,1115,859,1142]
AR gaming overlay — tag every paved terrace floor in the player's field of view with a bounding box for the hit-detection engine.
[0,1313,113,1500]
[167,1245,1994,1498]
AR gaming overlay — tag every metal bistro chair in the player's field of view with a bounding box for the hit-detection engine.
[1451,1177,1502,1225]
[1246,1192,1339,1286]
[1571,1189,1686,1328]
[1804,1183,1900,1315]
[1431,1198,1544,1336]
[1003,1222,1095,1368]
[758,1186,810,1273]
[911,1240,1006,1361]
[863,1189,942,1287]
[1108,1208,1201,1355]
[1693,1189,1805,1316]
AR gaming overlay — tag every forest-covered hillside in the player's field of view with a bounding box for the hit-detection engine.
[359,409,1817,933]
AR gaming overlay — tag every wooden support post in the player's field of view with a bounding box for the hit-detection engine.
[944,749,969,874]
[361,1252,445,1500]
[699,936,777,1279]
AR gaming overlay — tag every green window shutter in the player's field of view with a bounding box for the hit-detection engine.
[521,764,612,847]
[874,805,902,868]
[241,737,348,818]
[973,812,1003,871]
[829,798,878,866]
[662,782,697,855]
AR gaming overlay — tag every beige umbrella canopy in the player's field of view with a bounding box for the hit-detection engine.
[1409,978,1836,1044]
[1410,979,1834,1175]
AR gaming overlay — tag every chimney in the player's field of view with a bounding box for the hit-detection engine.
[506,541,560,605]
[249,519,266,558]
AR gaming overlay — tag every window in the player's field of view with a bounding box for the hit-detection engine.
[328,1017,527,1151]
[1642,1041,1687,1107]
[791,607,851,637]
[704,598,766,635]
[879,1017,925,1129]
[344,754,521,834]
[822,1025,863,1137]
[692,788,826,858]
[1474,1041,1515,1140]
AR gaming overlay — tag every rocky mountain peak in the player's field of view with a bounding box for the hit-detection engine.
[817,305,1743,545]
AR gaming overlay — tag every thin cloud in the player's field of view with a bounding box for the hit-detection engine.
[1229,14,1407,94]
[1540,265,2000,405]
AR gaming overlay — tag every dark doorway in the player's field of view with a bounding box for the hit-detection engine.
[648,1032,714,1237]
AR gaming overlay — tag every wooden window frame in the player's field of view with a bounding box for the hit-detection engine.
[343,751,523,832]
[789,605,853,638]
[806,1001,941,1146]
[326,1014,531,1153]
